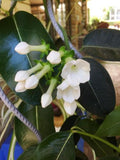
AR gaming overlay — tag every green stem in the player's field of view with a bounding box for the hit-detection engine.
[30,44,49,52]
[9,1,17,16]
[0,99,22,143]
[28,63,43,74]
[76,101,85,112]
[7,129,16,160]
[35,106,39,131]
[71,126,120,153]
[36,65,51,79]
[56,132,73,160]
[47,78,57,95]
[53,99,67,121]
[91,149,96,160]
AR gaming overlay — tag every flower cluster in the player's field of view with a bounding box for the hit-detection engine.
[57,59,90,115]
[14,41,90,115]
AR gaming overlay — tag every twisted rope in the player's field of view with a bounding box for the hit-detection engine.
[0,87,41,142]
[47,0,83,58]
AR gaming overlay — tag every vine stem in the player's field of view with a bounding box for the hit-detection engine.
[71,126,120,153]
[47,0,82,59]
[7,129,16,160]
[0,87,41,142]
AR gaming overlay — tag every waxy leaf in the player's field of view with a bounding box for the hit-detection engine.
[15,102,55,150]
[82,29,120,61]
[96,107,120,137]
[99,156,120,160]
[18,132,75,160]
[78,58,115,117]
[75,119,117,157]
[0,11,55,105]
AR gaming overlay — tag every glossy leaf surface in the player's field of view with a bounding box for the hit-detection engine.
[82,29,120,61]
[78,58,115,117]
[75,119,117,157]
[99,156,120,160]
[18,132,75,160]
[96,107,120,137]
[0,11,55,105]
[15,102,55,150]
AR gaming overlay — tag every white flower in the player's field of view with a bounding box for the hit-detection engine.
[41,93,52,108]
[15,70,30,82]
[64,101,77,115]
[61,59,90,86]
[25,75,39,89]
[14,63,42,82]
[47,50,61,64]
[15,42,30,55]
[15,81,26,92]
[57,80,80,103]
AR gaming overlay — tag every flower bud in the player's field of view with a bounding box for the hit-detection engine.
[25,75,39,89]
[15,42,30,55]
[15,70,30,82]
[47,50,61,64]
[41,93,52,108]
[41,78,57,108]
[15,81,26,92]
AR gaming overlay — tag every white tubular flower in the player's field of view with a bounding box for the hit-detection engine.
[15,41,49,55]
[41,78,57,108]
[25,64,51,90]
[15,81,26,92]
[14,63,42,82]
[57,80,80,103]
[25,75,39,89]
[41,93,52,108]
[15,42,30,55]
[15,70,29,82]
[47,50,61,64]
[61,59,90,86]
[64,101,77,115]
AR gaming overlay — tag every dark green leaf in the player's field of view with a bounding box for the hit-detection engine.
[60,115,81,144]
[99,156,120,160]
[96,107,120,137]
[82,29,120,61]
[75,119,117,157]
[78,58,115,117]
[18,132,76,160]
[15,102,55,150]
[0,11,55,106]
[61,115,79,131]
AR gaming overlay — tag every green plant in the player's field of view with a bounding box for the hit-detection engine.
[0,1,120,160]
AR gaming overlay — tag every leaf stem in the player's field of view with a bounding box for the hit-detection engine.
[71,126,120,153]
[7,129,16,160]
[53,99,67,121]
[56,132,73,160]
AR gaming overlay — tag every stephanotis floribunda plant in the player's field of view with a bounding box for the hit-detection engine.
[14,41,90,115]
[0,0,120,160]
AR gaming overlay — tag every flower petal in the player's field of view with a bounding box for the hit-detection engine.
[61,60,76,79]
[15,81,26,92]
[41,93,52,108]
[15,70,30,82]
[25,75,39,89]
[64,101,77,115]
[62,85,80,103]
[47,50,61,64]
[57,80,69,90]
[15,42,30,55]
